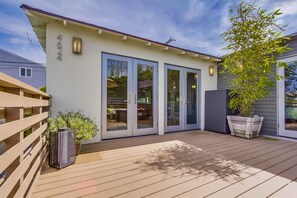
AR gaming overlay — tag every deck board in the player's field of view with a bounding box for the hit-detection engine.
[32,131,297,198]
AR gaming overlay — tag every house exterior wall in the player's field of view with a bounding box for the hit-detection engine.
[0,49,46,89]
[217,36,297,137]
[45,21,218,143]
[217,66,277,136]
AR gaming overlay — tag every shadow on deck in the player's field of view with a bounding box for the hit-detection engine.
[34,131,297,198]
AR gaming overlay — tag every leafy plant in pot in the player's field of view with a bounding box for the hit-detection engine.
[221,2,290,139]
[47,111,98,155]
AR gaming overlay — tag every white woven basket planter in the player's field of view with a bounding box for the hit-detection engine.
[227,116,264,139]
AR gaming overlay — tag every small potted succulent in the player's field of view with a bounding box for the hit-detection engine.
[47,111,98,155]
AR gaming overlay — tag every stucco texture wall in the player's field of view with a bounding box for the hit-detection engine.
[46,21,217,142]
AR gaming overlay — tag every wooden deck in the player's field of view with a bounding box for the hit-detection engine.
[32,131,297,198]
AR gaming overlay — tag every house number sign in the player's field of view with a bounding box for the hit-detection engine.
[57,35,62,61]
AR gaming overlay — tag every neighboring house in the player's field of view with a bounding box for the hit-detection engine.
[0,48,46,89]
[218,33,297,139]
[21,4,220,143]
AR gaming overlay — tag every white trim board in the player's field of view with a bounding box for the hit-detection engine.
[277,56,297,138]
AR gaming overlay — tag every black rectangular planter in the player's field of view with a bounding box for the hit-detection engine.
[49,128,76,169]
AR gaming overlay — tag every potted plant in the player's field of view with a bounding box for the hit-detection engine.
[107,108,116,122]
[221,2,290,138]
[47,111,98,155]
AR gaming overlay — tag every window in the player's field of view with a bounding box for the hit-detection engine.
[20,68,26,76]
[19,68,32,77]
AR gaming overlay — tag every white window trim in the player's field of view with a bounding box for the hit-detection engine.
[19,67,33,78]
[277,56,297,138]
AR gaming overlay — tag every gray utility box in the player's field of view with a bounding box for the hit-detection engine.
[49,128,76,169]
[205,90,237,134]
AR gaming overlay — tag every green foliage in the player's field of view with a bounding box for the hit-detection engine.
[47,116,67,133]
[40,86,46,92]
[221,1,290,117]
[24,113,33,137]
[264,137,279,141]
[287,108,297,120]
[46,111,98,143]
[108,61,128,100]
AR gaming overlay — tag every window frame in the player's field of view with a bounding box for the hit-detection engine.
[19,67,33,78]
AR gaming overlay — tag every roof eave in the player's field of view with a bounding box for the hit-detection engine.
[21,4,221,61]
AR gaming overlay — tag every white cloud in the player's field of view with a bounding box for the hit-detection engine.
[185,0,206,21]
[5,0,296,61]
[5,45,46,64]
[273,0,297,17]
[261,0,297,35]
[0,12,31,37]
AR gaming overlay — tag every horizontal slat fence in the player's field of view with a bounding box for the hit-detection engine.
[0,72,50,198]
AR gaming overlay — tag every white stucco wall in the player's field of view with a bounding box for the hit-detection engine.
[46,21,217,143]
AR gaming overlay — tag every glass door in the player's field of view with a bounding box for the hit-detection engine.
[102,54,133,139]
[165,65,200,132]
[279,58,297,138]
[165,66,182,132]
[102,54,158,139]
[184,69,200,130]
[133,59,158,136]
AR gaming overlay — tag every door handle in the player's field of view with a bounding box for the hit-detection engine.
[128,95,131,104]
[135,94,137,104]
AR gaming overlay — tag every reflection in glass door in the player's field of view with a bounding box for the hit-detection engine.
[102,54,133,139]
[107,59,128,131]
[165,65,200,132]
[279,59,297,138]
[102,54,158,139]
[133,59,158,136]
[167,69,180,126]
[186,72,198,126]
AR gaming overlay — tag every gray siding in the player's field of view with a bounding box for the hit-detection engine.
[217,60,277,136]
[0,49,46,89]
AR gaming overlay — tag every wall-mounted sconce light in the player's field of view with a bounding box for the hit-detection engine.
[209,66,214,76]
[72,37,82,54]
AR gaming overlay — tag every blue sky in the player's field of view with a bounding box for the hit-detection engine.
[0,0,297,64]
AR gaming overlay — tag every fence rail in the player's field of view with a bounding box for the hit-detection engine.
[0,72,50,198]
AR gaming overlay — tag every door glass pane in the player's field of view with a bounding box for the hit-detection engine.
[186,72,197,124]
[106,59,128,131]
[27,68,32,77]
[20,68,26,76]
[137,64,154,129]
[167,69,180,126]
[285,61,297,130]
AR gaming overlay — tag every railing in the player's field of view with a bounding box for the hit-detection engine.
[0,72,50,197]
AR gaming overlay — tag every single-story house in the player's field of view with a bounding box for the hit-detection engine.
[218,33,297,139]
[0,48,46,89]
[21,4,297,142]
[21,4,221,142]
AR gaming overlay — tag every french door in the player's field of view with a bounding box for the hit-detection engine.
[278,57,297,138]
[165,64,201,132]
[102,54,158,139]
